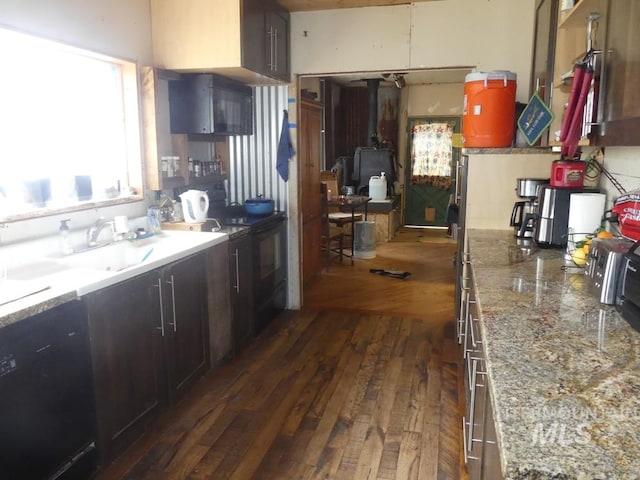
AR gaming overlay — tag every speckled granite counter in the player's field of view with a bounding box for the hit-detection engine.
[0,287,78,329]
[468,229,640,480]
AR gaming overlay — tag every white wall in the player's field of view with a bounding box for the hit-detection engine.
[598,147,640,209]
[396,83,464,190]
[0,0,153,63]
[0,0,153,244]
[291,0,535,102]
[466,152,555,230]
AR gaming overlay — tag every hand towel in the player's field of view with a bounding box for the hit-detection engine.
[276,110,295,182]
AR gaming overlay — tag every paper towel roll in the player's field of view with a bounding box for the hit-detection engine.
[567,193,606,251]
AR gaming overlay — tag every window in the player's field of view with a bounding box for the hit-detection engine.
[0,27,142,220]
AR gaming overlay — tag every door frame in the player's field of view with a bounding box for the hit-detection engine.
[403,115,461,227]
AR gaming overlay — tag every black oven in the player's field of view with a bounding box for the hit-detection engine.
[214,209,287,333]
[252,215,286,332]
[184,181,288,333]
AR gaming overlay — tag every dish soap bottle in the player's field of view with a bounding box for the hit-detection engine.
[59,219,73,255]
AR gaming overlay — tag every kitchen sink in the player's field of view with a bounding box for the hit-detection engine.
[0,230,228,310]
[58,237,160,272]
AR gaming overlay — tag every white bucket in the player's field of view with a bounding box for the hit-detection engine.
[369,174,387,201]
[354,221,376,259]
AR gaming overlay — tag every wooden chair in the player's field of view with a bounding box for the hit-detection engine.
[321,183,344,268]
[328,211,363,245]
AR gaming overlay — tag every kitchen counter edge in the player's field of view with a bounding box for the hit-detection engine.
[468,229,640,480]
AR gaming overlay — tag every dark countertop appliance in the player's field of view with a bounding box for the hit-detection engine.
[621,240,640,332]
[168,73,253,136]
[534,184,599,247]
[510,177,548,239]
[586,237,633,305]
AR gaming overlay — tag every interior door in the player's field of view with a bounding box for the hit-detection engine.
[404,116,461,227]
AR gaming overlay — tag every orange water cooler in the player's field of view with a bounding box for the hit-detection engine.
[463,71,517,148]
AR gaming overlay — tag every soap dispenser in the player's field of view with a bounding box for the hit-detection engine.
[59,219,73,255]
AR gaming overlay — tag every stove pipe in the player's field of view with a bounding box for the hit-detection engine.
[366,79,380,147]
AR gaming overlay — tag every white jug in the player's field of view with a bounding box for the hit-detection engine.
[179,190,209,223]
[369,172,387,201]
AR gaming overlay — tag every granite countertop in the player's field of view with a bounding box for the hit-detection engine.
[217,225,250,240]
[468,229,640,480]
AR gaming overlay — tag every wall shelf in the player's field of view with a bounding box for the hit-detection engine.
[559,0,606,29]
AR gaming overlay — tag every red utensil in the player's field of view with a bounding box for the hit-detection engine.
[559,63,586,143]
[562,65,594,158]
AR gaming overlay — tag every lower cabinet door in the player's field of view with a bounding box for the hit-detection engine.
[229,234,254,353]
[86,270,164,463]
[481,390,504,480]
[164,252,209,404]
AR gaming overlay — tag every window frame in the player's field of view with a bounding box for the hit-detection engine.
[0,27,144,223]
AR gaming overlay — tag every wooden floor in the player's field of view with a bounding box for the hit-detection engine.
[96,227,463,480]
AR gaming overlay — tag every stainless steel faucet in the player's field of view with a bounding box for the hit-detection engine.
[87,218,114,247]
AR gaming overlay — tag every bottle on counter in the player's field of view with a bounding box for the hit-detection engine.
[59,219,73,255]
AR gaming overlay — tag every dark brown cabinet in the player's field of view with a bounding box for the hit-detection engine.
[150,0,290,84]
[87,270,163,462]
[163,253,209,403]
[595,0,640,145]
[229,233,254,352]
[265,8,290,81]
[241,0,290,82]
[87,252,209,462]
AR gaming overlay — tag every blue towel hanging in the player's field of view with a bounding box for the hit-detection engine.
[276,110,295,182]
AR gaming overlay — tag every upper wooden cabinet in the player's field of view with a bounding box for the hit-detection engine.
[529,0,558,146]
[593,0,640,145]
[549,0,640,147]
[150,0,290,85]
[548,0,605,149]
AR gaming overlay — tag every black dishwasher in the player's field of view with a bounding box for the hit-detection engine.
[0,300,98,479]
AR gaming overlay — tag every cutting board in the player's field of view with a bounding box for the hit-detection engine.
[160,220,217,232]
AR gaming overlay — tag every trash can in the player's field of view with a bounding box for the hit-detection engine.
[354,220,376,259]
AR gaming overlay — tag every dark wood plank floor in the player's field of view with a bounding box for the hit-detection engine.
[96,227,462,480]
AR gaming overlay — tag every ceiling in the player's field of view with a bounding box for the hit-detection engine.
[276,0,440,12]
[305,68,472,88]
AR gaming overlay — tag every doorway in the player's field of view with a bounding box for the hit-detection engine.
[404,116,461,227]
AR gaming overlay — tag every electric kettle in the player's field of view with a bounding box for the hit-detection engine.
[179,190,209,223]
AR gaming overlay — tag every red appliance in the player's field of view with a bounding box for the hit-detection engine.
[612,190,640,241]
[550,159,586,187]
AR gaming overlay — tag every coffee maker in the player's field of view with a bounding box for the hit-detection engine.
[534,184,600,247]
[510,178,548,238]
